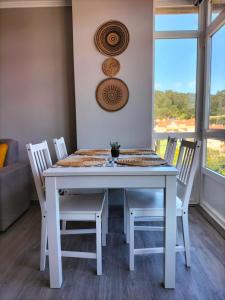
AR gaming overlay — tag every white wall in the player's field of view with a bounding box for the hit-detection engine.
[201,172,225,230]
[72,0,154,149]
[0,7,76,162]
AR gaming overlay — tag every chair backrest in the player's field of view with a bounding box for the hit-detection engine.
[26,141,52,213]
[53,137,68,161]
[176,139,201,211]
[164,137,177,165]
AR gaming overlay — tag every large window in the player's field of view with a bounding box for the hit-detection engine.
[209,24,225,130]
[154,39,197,133]
[204,3,225,179]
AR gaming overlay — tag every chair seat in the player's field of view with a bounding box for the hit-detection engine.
[59,193,105,215]
[126,189,183,216]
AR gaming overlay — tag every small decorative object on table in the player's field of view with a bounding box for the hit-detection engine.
[110,141,120,158]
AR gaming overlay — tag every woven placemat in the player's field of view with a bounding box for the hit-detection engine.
[57,157,106,167]
[75,149,110,156]
[117,157,167,167]
[120,149,155,155]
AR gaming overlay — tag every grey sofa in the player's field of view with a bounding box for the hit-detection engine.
[0,139,30,231]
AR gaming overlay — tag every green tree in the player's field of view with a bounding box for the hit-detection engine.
[154,90,195,120]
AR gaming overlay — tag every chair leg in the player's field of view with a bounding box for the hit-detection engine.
[129,211,134,271]
[40,215,47,271]
[96,214,102,275]
[105,189,109,234]
[126,206,130,244]
[182,213,191,267]
[62,220,67,231]
[176,217,181,246]
[123,189,127,235]
[102,200,107,247]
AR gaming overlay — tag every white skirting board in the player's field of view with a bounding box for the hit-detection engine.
[200,201,225,230]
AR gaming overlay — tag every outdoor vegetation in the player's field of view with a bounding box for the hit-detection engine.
[210,90,225,128]
[154,90,225,176]
[155,90,195,121]
[155,89,225,127]
[206,141,225,176]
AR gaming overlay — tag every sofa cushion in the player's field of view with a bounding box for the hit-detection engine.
[0,144,8,168]
[0,139,19,165]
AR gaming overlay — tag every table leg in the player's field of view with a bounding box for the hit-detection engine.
[46,177,62,288]
[164,175,177,289]
[105,189,109,234]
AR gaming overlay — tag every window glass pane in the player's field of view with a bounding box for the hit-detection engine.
[154,39,197,133]
[155,7,198,31]
[155,139,181,166]
[206,139,225,176]
[211,0,225,22]
[209,25,225,129]
[155,139,167,158]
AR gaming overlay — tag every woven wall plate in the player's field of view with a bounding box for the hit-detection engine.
[102,57,120,77]
[117,157,167,167]
[95,20,129,56]
[96,78,129,112]
[56,157,106,167]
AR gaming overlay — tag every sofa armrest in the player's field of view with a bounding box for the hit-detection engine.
[0,163,31,231]
[0,163,26,177]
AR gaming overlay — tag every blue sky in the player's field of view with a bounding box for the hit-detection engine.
[155,15,225,95]
[211,24,225,94]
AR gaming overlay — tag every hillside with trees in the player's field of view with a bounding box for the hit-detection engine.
[154,90,195,120]
[154,89,225,176]
[155,89,225,126]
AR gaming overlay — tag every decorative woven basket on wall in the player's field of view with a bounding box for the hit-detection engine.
[96,78,129,112]
[102,57,120,77]
[95,20,129,56]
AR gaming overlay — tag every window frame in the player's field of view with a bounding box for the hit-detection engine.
[202,2,225,178]
[153,1,203,144]
[153,1,225,181]
[208,0,225,24]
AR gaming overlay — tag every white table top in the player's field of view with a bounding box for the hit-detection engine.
[43,165,178,177]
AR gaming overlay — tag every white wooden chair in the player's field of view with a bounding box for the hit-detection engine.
[53,137,108,233]
[26,141,107,275]
[164,136,177,165]
[53,137,71,231]
[123,136,177,235]
[125,140,201,271]
[53,137,68,160]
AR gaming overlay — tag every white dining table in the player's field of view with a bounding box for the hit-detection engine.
[43,164,178,289]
